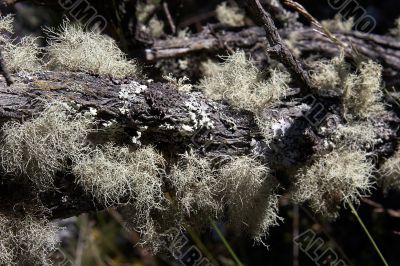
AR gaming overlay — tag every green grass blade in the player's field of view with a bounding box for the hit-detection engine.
[347,199,389,266]
[209,218,244,266]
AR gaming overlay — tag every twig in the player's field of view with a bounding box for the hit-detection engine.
[282,0,346,49]
[163,1,176,34]
[246,0,314,93]
[0,49,12,86]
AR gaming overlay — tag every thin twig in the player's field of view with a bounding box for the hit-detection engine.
[163,1,176,34]
[282,0,346,49]
[246,0,314,93]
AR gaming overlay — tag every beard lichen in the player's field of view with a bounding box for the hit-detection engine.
[291,149,374,219]
[310,54,384,119]
[219,156,281,244]
[198,50,290,114]
[168,150,222,217]
[0,16,42,72]
[380,149,400,192]
[0,213,60,266]
[215,1,245,27]
[45,22,140,78]
[0,102,91,190]
[73,144,166,208]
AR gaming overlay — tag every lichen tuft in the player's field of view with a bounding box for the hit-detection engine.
[46,22,140,78]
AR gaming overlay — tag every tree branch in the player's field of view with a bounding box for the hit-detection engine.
[0,70,397,219]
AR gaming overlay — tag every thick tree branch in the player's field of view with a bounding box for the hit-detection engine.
[0,70,397,219]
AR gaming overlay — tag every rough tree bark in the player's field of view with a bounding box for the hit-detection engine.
[142,26,400,87]
[0,69,397,219]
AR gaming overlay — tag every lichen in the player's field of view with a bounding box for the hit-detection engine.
[219,156,281,243]
[46,22,140,78]
[0,15,14,43]
[0,213,60,266]
[291,149,374,219]
[343,60,384,119]
[148,16,164,38]
[168,150,221,217]
[73,144,165,208]
[310,55,384,119]
[380,149,400,192]
[216,2,245,27]
[321,14,354,32]
[198,50,290,114]
[389,17,400,37]
[0,102,91,189]
[163,73,192,92]
[332,122,377,149]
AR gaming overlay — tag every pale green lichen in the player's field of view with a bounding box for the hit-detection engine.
[3,36,42,72]
[199,50,290,113]
[46,22,140,78]
[0,16,42,72]
[389,17,400,37]
[148,16,164,38]
[168,150,221,217]
[0,213,60,266]
[219,156,281,243]
[343,60,384,119]
[0,102,91,189]
[332,122,377,149]
[73,144,165,208]
[310,55,384,119]
[321,14,354,32]
[216,2,245,27]
[291,149,374,219]
[163,73,192,92]
[0,15,14,43]
[309,53,349,94]
[380,149,400,192]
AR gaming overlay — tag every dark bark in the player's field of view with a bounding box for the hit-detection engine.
[140,26,400,86]
[0,70,397,219]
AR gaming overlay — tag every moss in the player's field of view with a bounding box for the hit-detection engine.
[0,102,91,189]
[0,213,60,266]
[46,22,140,78]
[216,2,245,27]
[219,156,281,243]
[321,14,354,31]
[199,50,290,113]
[291,149,373,219]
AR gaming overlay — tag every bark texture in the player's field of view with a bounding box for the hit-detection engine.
[0,70,397,219]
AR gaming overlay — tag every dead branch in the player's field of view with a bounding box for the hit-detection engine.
[0,70,397,219]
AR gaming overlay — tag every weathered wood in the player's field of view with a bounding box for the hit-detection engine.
[0,70,397,219]
[141,26,400,86]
